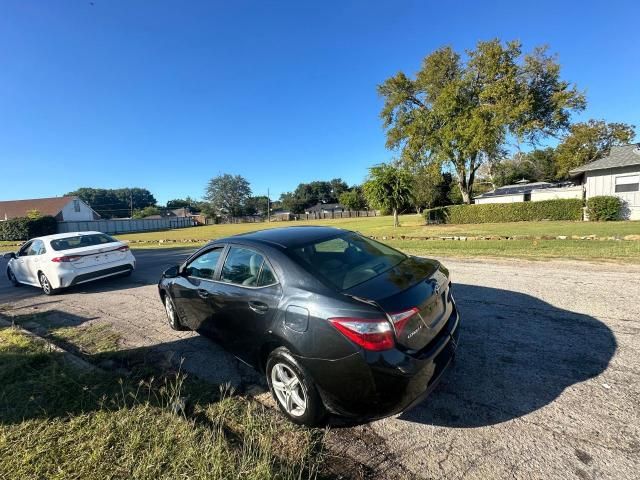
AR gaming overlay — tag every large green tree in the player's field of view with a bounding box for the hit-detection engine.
[338,186,367,211]
[555,120,636,178]
[412,164,454,212]
[204,174,252,218]
[243,195,271,216]
[363,164,413,227]
[378,39,585,203]
[279,178,349,213]
[487,147,557,187]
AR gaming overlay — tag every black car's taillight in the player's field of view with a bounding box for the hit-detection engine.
[328,317,395,351]
[388,307,420,334]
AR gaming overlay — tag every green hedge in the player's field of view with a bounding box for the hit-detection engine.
[0,216,58,241]
[586,196,622,221]
[424,199,584,224]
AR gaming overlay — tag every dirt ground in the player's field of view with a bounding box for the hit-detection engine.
[1,249,638,479]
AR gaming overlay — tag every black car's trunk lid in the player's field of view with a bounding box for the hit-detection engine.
[344,256,452,352]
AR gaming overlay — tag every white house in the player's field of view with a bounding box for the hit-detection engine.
[570,144,640,220]
[0,196,100,222]
[474,181,582,205]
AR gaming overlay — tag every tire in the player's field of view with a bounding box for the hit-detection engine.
[164,295,188,331]
[7,267,21,287]
[38,272,58,296]
[266,347,325,426]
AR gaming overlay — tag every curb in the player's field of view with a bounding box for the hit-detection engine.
[0,316,100,372]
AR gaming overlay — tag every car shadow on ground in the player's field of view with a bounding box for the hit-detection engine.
[1,277,618,431]
[397,283,617,428]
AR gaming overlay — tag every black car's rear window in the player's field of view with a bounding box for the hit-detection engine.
[290,233,406,290]
[50,233,117,251]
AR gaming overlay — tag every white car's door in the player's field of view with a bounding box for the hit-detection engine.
[12,241,36,284]
[27,239,47,284]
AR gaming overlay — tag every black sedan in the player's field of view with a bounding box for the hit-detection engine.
[158,226,460,425]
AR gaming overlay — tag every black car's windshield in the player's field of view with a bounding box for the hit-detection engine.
[50,233,117,251]
[290,233,406,290]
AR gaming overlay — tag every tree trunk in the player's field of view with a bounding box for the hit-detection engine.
[458,181,471,204]
[393,208,399,227]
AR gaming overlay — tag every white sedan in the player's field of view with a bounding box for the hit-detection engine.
[4,231,136,295]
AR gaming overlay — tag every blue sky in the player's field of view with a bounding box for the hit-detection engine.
[1,0,639,204]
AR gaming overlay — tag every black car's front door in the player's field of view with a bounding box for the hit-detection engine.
[170,246,225,331]
[212,245,282,364]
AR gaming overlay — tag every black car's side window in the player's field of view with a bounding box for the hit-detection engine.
[221,246,276,287]
[184,248,223,280]
[258,261,277,286]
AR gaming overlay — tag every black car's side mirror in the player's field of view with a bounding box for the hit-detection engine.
[163,265,182,278]
[3,252,16,260]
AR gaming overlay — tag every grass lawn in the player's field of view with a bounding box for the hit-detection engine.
[114,215,640,262]
[0,322,325,479]
[2,215,639,261]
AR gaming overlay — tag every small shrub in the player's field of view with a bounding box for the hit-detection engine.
[586,196,623,221]
[0,215,57,241]
[424,199,584,224]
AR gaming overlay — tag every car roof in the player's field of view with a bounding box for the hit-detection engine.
[34,231,112,242]
[217,226,349,248]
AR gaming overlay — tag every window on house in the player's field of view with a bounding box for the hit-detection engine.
[615,175,640,193]
[73,199,81,212]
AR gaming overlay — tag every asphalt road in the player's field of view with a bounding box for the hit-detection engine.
[0,247,195,302]
[1,248,639,479]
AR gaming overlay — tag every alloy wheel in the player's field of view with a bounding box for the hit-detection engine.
[8,269,18,286]
[39,273,51,294]
[270,363,307,417]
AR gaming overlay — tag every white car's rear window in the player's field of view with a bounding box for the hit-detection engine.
[50,234,117,251]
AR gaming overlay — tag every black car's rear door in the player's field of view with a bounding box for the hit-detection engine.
[210,245,282,364]
[171,246,225,330]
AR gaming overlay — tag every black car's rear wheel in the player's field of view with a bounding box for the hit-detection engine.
[266,347,325,426]
[164,295,188,331]
[7,267,21,287]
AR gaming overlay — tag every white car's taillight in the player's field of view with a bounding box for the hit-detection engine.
[51,255,81,263]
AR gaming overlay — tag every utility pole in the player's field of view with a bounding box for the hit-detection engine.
[267,188,271,223]
[129,190,133,218]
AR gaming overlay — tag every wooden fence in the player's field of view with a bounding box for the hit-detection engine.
[213,210,379,224]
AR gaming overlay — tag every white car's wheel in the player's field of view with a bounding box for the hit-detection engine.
[7,267,21,287]
[39,272,58,296]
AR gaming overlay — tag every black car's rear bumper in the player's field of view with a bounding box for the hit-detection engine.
[296,300,460,419]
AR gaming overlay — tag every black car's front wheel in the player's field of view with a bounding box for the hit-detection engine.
[164,295,188,331]
[266,347,325,426]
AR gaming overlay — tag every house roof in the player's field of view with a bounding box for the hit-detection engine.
[569,144,640,175]
[474,182,557,199]
[306,203,345,212]
[0,196,77,220]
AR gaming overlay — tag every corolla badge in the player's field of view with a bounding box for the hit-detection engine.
[407,324,423,339]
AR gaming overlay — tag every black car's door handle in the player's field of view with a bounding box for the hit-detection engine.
[197,289,210,299]
[248,301,268,314]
